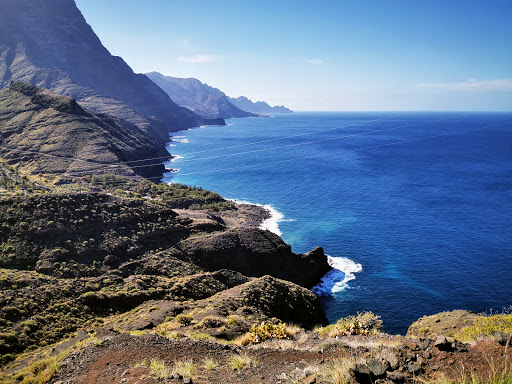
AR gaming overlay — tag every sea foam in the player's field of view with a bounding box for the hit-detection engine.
[229,199,285,236]
[312,256,362,296]
[170,155,184,162]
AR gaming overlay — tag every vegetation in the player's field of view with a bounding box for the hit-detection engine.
[236,320,295,345]
[227,353,257,370]
[320,357,357,384]
[318,311,383,337]
[453,312,512,343]
[149,359,170,379]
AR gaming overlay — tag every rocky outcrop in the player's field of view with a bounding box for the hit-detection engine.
[0,82,168,179]
[179,227,331,288]
[0,0,224,141]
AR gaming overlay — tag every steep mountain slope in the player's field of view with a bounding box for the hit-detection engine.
[146,72,258,119]
[0,82,168,179]
[0,0,224,141]
[228,95,293,114]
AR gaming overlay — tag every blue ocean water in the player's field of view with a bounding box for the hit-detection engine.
[163,112,512,334]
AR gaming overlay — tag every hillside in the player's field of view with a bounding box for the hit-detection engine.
[146,72,258,120]
[228,96,293,114]
[0,0,224,141]
[0,82,168,179]
[0,172,330,369]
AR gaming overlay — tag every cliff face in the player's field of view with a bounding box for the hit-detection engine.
[146,72,258,119]
[0,82,168,179]
[228,95,293,114]
[0,0,224,141]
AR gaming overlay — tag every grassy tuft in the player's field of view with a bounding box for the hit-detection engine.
[320,357,356,384]
[172,359,197,378]
[202,358,219,370]
[228,353,258,370]
[149,359,170,379]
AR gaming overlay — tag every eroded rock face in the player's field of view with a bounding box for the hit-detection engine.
[179,228,331,288]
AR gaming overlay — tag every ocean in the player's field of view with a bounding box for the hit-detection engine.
[162,112,512,334]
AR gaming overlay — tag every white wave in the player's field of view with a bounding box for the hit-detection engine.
[170,155,184,162]
[227,124,234,126]
[312,256,362,296]
[228,199,285,236]
[172,136,186,138]
[259,204,284,236]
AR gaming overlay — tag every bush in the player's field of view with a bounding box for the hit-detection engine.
[238,321,293,345]
[319,311,383,337]
[175,314,193,326]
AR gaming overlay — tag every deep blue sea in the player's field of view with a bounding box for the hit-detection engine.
[163,112,512,334]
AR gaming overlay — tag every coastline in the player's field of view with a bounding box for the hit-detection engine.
[228,199,283,236]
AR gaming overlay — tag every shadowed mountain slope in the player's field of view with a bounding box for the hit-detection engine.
[0,82,168,179]
[146,72,258,119]
[0,0,224,141]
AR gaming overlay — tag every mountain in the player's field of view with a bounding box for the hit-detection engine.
[0,0,224,142]
[0,82,168,180]
[146,72,258,119]
[228,96,293,114]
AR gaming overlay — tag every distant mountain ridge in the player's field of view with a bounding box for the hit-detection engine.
[0,0,223,142]
[0,82,168,179]
[146,72,258,119]
[228,96,293,114]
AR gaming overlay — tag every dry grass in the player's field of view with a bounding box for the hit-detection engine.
[228,353,258,370]
[320,357,357,384]
[172,359,197,378]
[202,358,219,370]
[149,359,170,379]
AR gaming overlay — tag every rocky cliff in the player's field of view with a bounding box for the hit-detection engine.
[0,0,224,141]
[0,82,168,179]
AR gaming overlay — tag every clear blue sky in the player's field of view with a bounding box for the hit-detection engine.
[75,0,512,111]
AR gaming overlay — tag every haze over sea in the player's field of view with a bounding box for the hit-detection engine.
[163,112,512,334]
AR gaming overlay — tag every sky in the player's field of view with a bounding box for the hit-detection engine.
[74,0,512,111]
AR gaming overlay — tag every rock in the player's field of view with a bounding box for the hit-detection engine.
[380,348,400,370]
[367,358,386,377]
[180,228,331,289]
[433,335,453,351]
[493,331,511,346]
[303,376,316,384]
[183,378,193,384]
[418,338,431,350]
[386,370,410,382]
[452,340,468,352]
